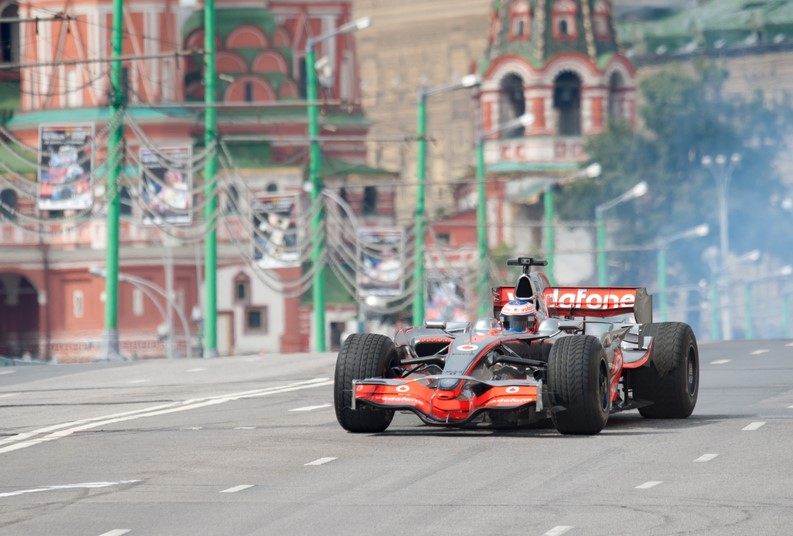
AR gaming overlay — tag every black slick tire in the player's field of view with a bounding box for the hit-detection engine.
[635,322,699,419]
[334,333,397,433]
[547,335,610,435]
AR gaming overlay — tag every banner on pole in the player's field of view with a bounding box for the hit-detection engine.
[252,194,300,268]
[38,124,95,210]
[141,146,193,225]
[357,228,404,297]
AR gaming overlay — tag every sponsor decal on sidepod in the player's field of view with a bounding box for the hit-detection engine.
[545,288,636,309]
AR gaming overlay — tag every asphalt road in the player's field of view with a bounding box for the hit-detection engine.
[1,339,792,536]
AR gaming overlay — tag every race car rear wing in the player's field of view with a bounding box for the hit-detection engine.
[543,287,653,324]
[492,286,653,324]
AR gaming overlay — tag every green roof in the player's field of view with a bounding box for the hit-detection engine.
[321,158,398,177]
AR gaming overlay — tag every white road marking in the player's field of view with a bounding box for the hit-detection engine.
[220,485,253,494]
[743,421,766,431]
[694,453,719,463]
[636,481,662,489]
[710,359,730,365]
[786,342,793,347]
[305,457,337,466]
[289,403,331,412]
[0,370,15,375]
[182,427,203,431]
[187,368,206,372]
[0,393,17,398]
[751,349,769,356]
[234,426,255,430]
[0,480,141,498]
[543,526,573,536]
[128,379,149,384]
[98,530,131,536]
[0,378,333,455]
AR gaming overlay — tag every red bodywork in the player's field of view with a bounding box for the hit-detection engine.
[355,285,650,424]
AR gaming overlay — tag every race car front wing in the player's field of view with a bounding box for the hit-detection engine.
[352,375,547,425]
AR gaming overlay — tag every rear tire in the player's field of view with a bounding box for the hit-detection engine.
[547,335,610,435]
[635,322,699,418]
[334,333,397,433]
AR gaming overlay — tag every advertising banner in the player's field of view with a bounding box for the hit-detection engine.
[425,272,468,321]
[140,146,192,225]
[357,228,404,297]
[38,124,94,210]
[252,194,300,268]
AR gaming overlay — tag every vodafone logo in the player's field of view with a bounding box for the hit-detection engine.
[457,344,479,352]
[396,385,410,393]
[506,386,520,394]
[544,288,636,309]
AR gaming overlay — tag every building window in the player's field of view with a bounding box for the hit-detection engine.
[362,186,377,215]
[552,0,578,41]
[593,0,611,40]
[553,71,582,136]
[509,1,531,41]
[244,81,254,102]
[225,185,240,214]
[234,273,250,304]
[0,189,16,220]
[73,290,84,319]
[499,74,526,139]
[244,306,268,334]
[132,288,144,316]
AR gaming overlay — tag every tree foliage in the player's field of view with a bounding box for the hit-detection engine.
[555,61,793,288]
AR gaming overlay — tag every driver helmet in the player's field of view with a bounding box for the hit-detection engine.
[499,299,537,333]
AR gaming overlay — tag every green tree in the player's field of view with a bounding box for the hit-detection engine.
[556,61,793,289]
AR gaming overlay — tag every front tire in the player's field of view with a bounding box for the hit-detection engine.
[547,335,610,435]
[635,322,699,418]
[334,333,397,433]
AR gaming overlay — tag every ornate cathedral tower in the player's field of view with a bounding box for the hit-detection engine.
[477,0,636,166]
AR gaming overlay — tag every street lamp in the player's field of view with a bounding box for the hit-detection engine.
[412,73,481,326]
[595,180,648,286]
[703,247,759,340]
[89,267,192,360]
[656,223,709,322]
[475,112,534,316]
[545,162,602,283]
[702,152,741,340]
[306,16,372,351]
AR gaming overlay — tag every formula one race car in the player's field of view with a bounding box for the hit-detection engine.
[334,257,699,435]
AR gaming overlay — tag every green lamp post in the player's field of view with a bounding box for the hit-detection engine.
[595,181,648,286]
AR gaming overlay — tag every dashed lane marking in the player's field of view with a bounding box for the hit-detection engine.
[743,422,766,431]
[786,342,793,347]
[234,426,255,430]
[0,480,141,498]
[543,526,573,536]
[0,378,333,455]
[187,368,206,372]
[694,453,719,462]
[220,485,253,494]
[128,379,150,384]
[0,371,15,375]
[751,349,769,356]
[98,530,131,536]
[635,481,662,489]
[305,457,337,466]
[0,393,17,398]
[710,359,730,365]
[289,404,331,412]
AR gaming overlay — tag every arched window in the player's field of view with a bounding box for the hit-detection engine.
[119,186,132,216]
[0,4,19,64]
[552,0,578,41]
[499,73,526,139]
[593,0,611,40]
[509,1,531,41]
[553,71,582,136]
